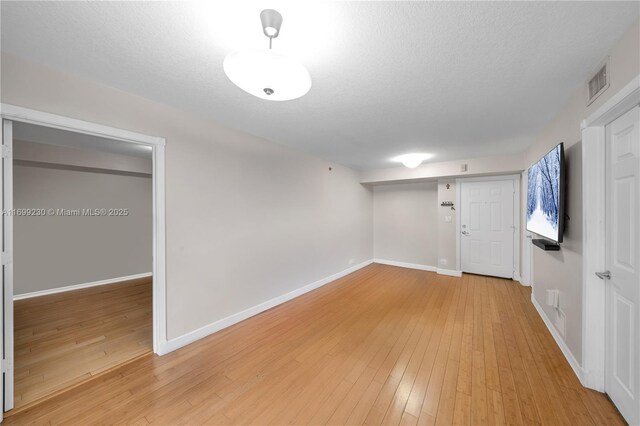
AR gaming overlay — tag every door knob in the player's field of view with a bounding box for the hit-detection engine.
[462,231,470,235]
[595,270,611,280]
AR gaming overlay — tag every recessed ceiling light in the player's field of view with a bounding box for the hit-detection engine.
[223,9,312,101]
[392,153,433,168]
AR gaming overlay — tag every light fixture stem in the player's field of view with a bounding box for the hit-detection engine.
[269,37,273,49]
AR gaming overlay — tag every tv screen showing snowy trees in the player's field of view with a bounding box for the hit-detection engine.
[527,143,564,242]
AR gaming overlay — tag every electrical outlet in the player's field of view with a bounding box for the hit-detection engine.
[445,215,452,223]
[545,289,559,308]
[440,258,448,266]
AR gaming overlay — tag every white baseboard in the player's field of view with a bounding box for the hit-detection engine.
[158,259,374,356]
[531,293,585,384]
[373,259,462,278]
[373,259,436,272]
[436,268,463,277]
[513,274,531,286]
[13,272,153,300]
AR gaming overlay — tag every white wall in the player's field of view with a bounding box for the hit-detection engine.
[371,180,460,273]
[360,153,524,184]
[1,53,374,340]
[437,180,457,269]
[525,19,640,365]
[373,182,438,267]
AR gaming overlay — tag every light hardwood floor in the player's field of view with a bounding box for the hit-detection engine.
[5,264,624,425]
[13,277,152,410]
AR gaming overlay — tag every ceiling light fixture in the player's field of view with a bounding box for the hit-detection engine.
[392,153,433,168]
[223,9,312,101]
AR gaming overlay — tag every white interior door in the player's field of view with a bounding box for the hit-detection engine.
[460,179,515,278]
[1,120,13,415]
[605,105,640,425]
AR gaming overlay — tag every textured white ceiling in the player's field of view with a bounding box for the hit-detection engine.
[2,1,638,170]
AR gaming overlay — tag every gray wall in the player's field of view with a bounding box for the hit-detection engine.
[14,161,152,295]
[14,139,152,175]
[373,182,438,266]
[1,53,374,339]
[525,19,639,364]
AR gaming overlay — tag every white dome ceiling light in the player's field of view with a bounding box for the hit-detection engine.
[223,9,312,101]
[392,153,433,168]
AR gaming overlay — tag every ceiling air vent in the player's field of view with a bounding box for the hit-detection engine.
[587,58,609,106]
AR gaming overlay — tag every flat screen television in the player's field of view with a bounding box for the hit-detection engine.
[526,142,565,244]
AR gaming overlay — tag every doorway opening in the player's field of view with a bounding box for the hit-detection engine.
[580,76,639,426]
[455,175,520,280]
[0,104,167,417]
[11,122,153,409]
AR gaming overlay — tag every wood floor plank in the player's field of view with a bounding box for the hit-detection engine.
[456,275,476,397]
[381,282,455,425]
[4,265,626,426]
[13,277,152,410]
[452,391,471,426]
[433,276,469,425]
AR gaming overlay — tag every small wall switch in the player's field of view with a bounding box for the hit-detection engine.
[445,215,452,223]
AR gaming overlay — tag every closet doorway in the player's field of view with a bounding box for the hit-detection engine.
[0,105,166,417]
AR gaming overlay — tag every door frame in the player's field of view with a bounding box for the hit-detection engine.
[0,104,168,409]
[455,174,521,280]
[520,170,533,286]
[1,120,13,414]
[581,75,640,392]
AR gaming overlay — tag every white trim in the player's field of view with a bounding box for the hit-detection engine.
[520,171,532,287]
[531,293,585,384]
[373,259,436,272]
[13,273,152,300]
[0,104,165,146]
[456,174,521,279]
[581,75,640,392]
[436,268,463,277]
[2,119,14,411]
[159,259,373,355]
[581,126,607,392]
[0,104,167,360]
[513,174,521,281]
[373,259,463,277]
[152,144,167,355]
[455,183,461,271]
